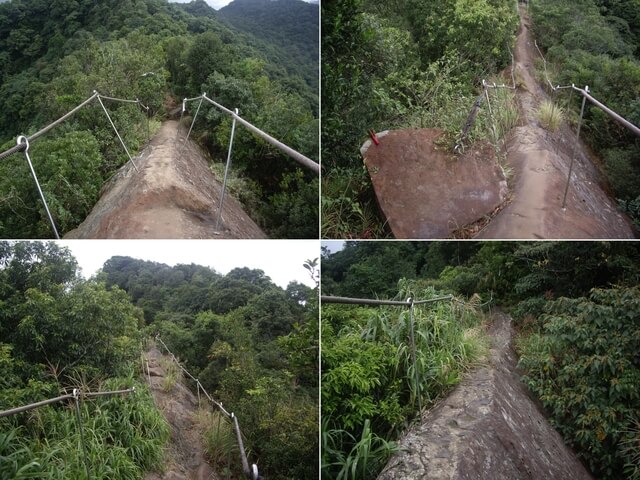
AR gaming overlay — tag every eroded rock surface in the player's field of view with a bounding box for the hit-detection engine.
[378,312,593,480]
[362,129,508,238]
[143,346,218,480]
[65,121,265,239]
[477,5,634,239]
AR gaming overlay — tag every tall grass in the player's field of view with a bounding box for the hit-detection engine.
[161,358,182,392]
[537,100,564,132]
[322,282,488,479]
[322,418,399,480]
[195,407,238,477]
[620,415,640,480]
[0,379,169,479]
[479,77,520,165]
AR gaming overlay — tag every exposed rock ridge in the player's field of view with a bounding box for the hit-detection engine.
[378,311,593,480]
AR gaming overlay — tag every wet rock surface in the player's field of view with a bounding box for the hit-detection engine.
[377,311,593,480]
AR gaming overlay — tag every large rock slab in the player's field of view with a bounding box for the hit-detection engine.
[362,129,508,238]
[378,311,593,480]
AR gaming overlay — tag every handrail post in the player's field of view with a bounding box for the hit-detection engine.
[232,413,251,478]
[178,94,204,161]
[215,108,238,232]
[73,389,91,479]
[408,299,421,414]
[95,92,139,172]
[562,85,588,209]
[16,135,60,239]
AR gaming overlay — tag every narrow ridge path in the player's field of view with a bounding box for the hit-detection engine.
[144,346,219,480]
[65,120,266,239]
[377,311,593,480]
[477,4,634,239]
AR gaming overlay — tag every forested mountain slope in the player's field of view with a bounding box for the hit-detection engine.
[218,0,319,92]
[0,242,318,479]
[0,0,318,238]
[101,256,319,479]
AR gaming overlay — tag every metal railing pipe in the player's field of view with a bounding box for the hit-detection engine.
[0,393,74,418]
[202,94,319,173]
[572,85,640,137]
[321,295,453,306]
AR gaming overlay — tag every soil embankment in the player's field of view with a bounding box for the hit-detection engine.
[477,4,634,238]
[143,346,219,480]
[65,121,265,239]
[378,311,593,480]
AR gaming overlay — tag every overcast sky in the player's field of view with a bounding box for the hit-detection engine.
[59,240,318,289]
[169,0,317,10]
[322,240,344,254]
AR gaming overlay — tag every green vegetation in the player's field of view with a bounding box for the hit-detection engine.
[322,281,488,478]
[0,241,318,479]
[195,409,238,476]
[101,255,319,480]
[0,241,169,478]
[530,0,640,225]
[517,287,640,479]
[322,241,640,479]
[321,0,518,237]
[0,0,318,238]
[218,0,319,94]
[537,100,564,132]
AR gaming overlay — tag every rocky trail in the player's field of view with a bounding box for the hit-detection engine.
[477,4,634,238]
[377,311,593,480]
[143,346,219,480]
[65,120,265,239]
[362,4,635,239]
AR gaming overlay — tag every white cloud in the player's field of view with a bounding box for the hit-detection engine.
[59,240,319,289]
[168,0,317,10]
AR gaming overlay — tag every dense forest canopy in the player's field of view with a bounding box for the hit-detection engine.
[218,0,319,93]
[0,241,318,479]
[0,0,318,238]
[321,241,640,479]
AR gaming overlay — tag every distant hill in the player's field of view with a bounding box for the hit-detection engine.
[176,0,217,19]
[218,0,318,91]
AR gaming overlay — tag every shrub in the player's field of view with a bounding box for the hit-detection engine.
[517,287,640,479]
[322,282,487,479]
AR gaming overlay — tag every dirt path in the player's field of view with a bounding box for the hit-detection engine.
[65,121,266,239]
[477,5,634,239]
[377,311,593,480]
[144,346,219,480]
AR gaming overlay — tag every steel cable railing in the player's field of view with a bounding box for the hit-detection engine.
[154,335,258,479]
[0,386,136,478]
[0,90,146,237]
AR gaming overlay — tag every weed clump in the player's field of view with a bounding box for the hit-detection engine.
[537,100,564,131]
